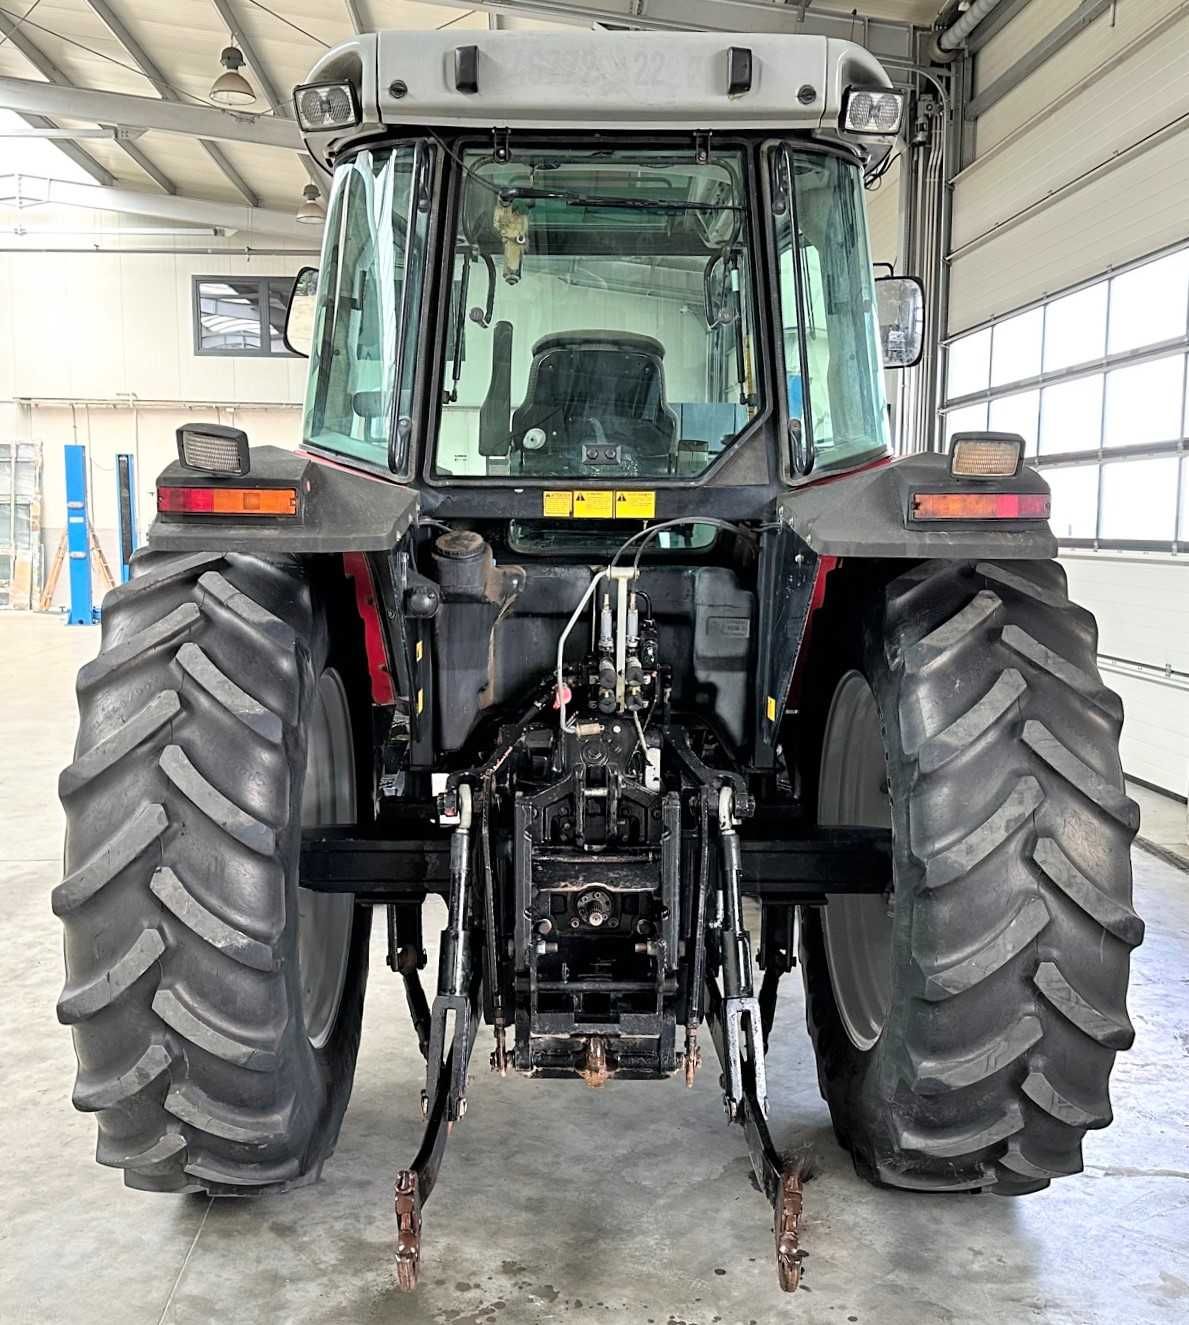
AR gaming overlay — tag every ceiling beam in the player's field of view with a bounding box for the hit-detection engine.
[0,174,316,239]
[0,9,177,193]
[199,144,260,208]
[114,138,176,193]
[81,0,259,206]
[0,126,144,139]
[0,77,302,149]
[8,112,116,184]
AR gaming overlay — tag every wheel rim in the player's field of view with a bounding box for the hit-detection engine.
[298,669,357,1051]
[819,671,894,1053]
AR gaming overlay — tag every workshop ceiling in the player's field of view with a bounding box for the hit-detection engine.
[0,0,943,218]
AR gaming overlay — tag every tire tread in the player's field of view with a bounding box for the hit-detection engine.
[800,557,1140,1196]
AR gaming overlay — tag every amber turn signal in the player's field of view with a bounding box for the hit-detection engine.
[157,485,298,516]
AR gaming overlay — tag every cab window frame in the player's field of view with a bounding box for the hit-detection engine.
[763,138,893,486]
[420,132,775,492]
[298,136,440,484]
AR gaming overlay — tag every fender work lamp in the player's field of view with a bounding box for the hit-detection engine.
[949,432,1025,478]
[177,423,250,476]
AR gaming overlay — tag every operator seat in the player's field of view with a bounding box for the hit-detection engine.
[511,331,679,476]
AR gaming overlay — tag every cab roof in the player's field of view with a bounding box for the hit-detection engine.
[297,30,893,165]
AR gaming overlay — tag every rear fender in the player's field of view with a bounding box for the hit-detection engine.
[778,453,1057,561]
[148,446,419,554]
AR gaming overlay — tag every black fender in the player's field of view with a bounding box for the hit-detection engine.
[148,446,419,554]
[777,453,1057,561]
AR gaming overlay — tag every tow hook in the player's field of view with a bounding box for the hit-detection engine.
[580,1034,611,1088]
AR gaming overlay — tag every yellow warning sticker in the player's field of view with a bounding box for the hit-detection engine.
[573,490,615,519]
[416,688,425,715]
[766,696,777,722]
[615,490,656,519]
[415,639,423,663]
[544,489,658,519]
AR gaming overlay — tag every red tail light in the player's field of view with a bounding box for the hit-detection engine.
[911,491,1050,522]
[157,485,298,517]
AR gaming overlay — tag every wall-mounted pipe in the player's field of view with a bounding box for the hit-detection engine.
[931,0,1009,61]
[0,246,319,256]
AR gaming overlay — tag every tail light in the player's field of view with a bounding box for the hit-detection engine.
[910,491,1050,522]
[157,485,299,517]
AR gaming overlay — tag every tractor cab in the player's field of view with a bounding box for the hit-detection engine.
[285,30,923,502]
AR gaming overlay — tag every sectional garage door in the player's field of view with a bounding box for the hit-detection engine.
[943,0,1189,799]
[948,0,1189,336]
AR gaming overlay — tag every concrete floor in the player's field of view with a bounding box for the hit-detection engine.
[3,610,1188,1325]
[1130,783,1189,871]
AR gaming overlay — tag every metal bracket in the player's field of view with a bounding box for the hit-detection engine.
[721,994,768,1119]
[389,902,431,1059]
[493,126,511,162]
[758,904,796,1052]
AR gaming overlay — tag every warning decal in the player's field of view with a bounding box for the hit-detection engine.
[614,490,656,518]
[541,490,657,519]
[572,490,615,519]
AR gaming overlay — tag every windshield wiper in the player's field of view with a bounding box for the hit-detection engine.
[497,186,740,214]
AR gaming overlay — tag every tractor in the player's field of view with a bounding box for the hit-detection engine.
[55,29,1142,1294]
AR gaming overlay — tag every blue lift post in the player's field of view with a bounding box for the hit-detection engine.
[64,443,95,625]
[115,453,137,584]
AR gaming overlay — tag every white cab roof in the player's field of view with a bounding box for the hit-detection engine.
[300,31,892,161]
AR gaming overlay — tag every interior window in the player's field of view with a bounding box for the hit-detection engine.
[434,147,760,480]
[773,148,891,473]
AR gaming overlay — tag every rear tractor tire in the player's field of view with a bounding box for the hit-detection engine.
[55,551,370,1195]
[800,559,1143,1194]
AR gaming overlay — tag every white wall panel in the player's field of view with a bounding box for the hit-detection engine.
[118,254,183,401]
[1104,669,1189,797]
[1,245,308,405]
[1061,553,1189,795]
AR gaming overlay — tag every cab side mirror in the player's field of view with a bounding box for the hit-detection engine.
[284,266,319,358]
[875,275,925,369]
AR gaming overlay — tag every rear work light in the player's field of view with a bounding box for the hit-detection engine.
[157,485,299,517]
[294,80,360,133]
[841,86,905,136]
[177,423,249,476]
[911,491,1050,522]
[949,432,1024,478]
